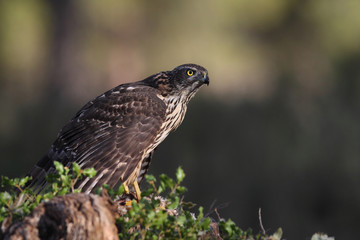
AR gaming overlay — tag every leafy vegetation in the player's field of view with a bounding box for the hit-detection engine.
[0,161,97,224]
[1,162,284,239]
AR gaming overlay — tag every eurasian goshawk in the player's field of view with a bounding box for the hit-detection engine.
[27,64,209,199]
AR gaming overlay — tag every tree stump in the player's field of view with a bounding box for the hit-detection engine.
[3,191,119,240]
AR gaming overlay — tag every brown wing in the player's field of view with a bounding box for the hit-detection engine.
[28,84,166,193]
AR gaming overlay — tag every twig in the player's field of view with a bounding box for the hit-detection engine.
[209,199,217,212]
[258,208,266,235]
[214,208,221,221]
[204,200,230,218]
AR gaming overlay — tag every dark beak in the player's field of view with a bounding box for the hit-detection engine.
[202,74,210,86]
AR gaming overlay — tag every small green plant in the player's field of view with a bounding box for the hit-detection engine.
[0,163,281,239]
[117,167,212,239]
[0,175,34,223]
[45,161,97,196]
[0,161,96,224]
[116,167,282,239]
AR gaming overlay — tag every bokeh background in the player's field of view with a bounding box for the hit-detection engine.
[1,0,360,239]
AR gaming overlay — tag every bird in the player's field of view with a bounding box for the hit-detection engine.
[26,63,209,200]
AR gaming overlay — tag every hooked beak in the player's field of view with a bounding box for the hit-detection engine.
[202,74,210,86]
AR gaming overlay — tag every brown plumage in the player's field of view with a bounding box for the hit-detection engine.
[27,64,209,198]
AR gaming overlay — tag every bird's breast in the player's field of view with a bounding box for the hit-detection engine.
[143,94,187,155]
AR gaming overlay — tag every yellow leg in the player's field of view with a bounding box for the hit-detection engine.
[133,181,141,200]
[123,183,130,194]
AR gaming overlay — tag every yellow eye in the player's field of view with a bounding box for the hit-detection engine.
[187,69,194,76]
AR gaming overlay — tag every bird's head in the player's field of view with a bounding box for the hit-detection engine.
[143,63,209,99]
[171,64,209,93]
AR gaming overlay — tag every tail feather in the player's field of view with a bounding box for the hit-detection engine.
[25,155,49,192]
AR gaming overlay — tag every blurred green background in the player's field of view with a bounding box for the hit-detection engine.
[1,0,360,238]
